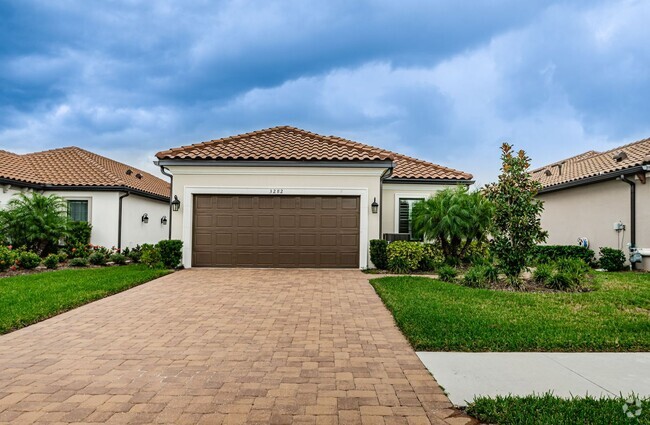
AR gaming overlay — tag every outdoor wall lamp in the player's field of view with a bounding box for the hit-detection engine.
[161,216,168,225]
[171,195,181,212]
[371,197,379,214]
[141,213,149,223]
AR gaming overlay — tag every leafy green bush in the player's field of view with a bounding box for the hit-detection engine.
[67,221,92,247]
[546,272,575,291]
[69,257,88,267]
[0,246,16,272]
[599,247,626,271]
[369,239,388,269]
[141,244,163,268]
[126,245,142,263]
[387,241,424,274]
[419,243,444,271]
[482,263,500,284]
[68,242,90,258]
[88,252,107,266]
[462,265,489,288]
[57,250,68,263]
[43,254,59,269]
[533,245,596,267]
[17,251,41,269]
[109,253,127,265]
[533,263,553,284]
[157,239,183,268]
[437,265,457,282]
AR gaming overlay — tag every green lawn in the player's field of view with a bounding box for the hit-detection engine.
[370,272,650,351]
[466,393,649,425]
[0,265,171,334]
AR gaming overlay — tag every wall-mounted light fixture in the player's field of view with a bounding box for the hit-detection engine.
[371,197,379,214]
[171,195,181,212]
[161,216,168,225]
[141,213,149,223]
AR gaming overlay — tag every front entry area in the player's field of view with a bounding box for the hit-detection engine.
[192,195,360,268]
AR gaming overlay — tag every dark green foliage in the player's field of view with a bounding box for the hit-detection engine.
[599,247,627,271]
[437,265,457,282]
[462,265,489,288]
[67,221,92,247]
[125,245,142,263]
[0,265,170,334]
[482,263,500,284]
[467,393,650,425]
[157,239,183,268]
[69,257,88,267]
[140,244,163,268]
[88,252,107,266]
[387,241,424,274]
[485,144,548,286]
[0,246,15,272]
[43,254,59,270]
[109,253,127,265]
[0,193,69,255]
[534,245,596,266]
[533,259,589,291]
[371,272,650,351]
[369,239,388,269]
[17,251,41,269]
[411,187,493,264]
[68,242,90,258]
[57,250,68,263]
[533,263,554,284]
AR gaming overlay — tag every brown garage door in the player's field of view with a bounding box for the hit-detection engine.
[192,195,360,268]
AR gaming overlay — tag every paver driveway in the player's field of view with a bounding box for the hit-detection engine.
[0,269,473,424]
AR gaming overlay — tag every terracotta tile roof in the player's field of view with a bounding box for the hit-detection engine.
[531,137,650,189]
[156,126,473,181]
[0,147,170,199]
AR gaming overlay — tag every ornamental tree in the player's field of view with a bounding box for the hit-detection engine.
[484,143,548,286]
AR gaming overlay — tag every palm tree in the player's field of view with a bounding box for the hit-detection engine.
[0,192,69,255]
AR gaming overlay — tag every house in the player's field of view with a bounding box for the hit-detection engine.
[155,126,473,269]
[0,147,170,249]
[531,136,650,270]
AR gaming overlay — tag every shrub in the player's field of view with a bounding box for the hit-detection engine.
[57,250,68,263]
[157,239,183,268]
[599,247,626,271]
[67,221,92,247]
[438,265,457,282]
[109,253,127,265]
[68,242,90,258]
[534,245,596,267]
[0,246,16,272]
[387,241,424,274]
[126,245,142,263]
[88,252,107,266]
[141,244,163,268]
[546,272,575,291]
[369,239,388,269]
[43,253,59,269]
[462,265,489,288]
[69,257,88,267]
[533,263,554,284]
[482,264,500,284]
[419,243,444,272]
[17,251,41,269]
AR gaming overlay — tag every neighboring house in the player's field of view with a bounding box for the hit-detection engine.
[155,126,473,269]
[531,137,650,270]
[0,147,170,249]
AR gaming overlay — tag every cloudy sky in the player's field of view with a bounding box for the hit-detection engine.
[1,1,648,185]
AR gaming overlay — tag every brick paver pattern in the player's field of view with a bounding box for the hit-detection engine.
[0,269,475,424]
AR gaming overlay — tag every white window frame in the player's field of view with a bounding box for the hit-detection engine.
[64,197,93,224]
[393,193,426,234]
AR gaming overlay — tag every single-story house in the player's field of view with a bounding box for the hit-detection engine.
[155,126,473,269]
[0,147,170,249]
[531,136,650,270]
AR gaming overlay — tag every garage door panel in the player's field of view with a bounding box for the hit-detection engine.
[192,195,360,268]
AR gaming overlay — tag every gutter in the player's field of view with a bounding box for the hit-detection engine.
[620,174,636,270]
[378,165,395,239]
[154,159,394,168]
[159,166,173,240]
[117,192,130,250]
[384,177,475,185]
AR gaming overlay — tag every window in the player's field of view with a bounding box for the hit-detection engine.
[398,198,424,235]
[67,200,89,222]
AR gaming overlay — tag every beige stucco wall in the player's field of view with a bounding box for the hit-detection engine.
[381,183,458,236]
[538,173,650,269]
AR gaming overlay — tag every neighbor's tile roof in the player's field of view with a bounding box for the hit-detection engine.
[156,126,473,181]
[531,137,650,189]
[0,147,170,199]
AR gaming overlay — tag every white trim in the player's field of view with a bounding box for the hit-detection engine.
[393,193,426,233]
[170,167,386,177]
[62,196,93,224]
[181,186,370,269]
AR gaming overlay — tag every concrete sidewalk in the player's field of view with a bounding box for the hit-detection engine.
[417,352,650,407]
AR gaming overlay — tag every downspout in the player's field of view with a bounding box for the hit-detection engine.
[118,192,130,250]
[378,164,394,239]
[159,166,173,240]
[620,174,636,270]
